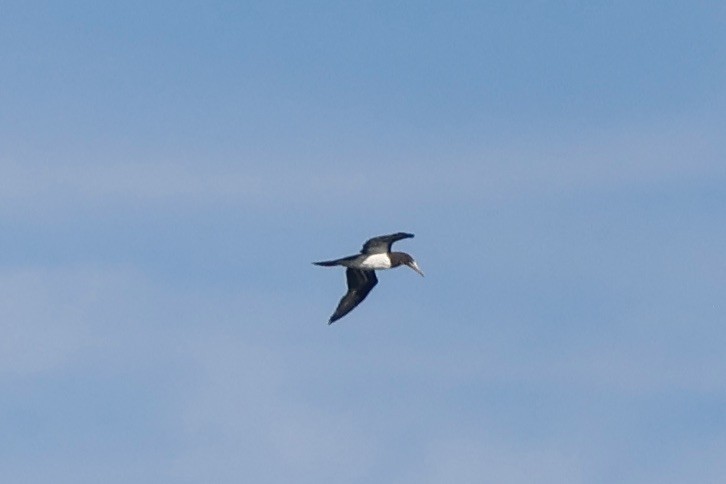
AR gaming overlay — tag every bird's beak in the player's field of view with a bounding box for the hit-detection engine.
[407,261,425,277]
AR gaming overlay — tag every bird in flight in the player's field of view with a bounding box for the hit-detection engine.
[313,232,424,324]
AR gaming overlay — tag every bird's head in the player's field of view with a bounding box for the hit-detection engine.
[391,252,424,277]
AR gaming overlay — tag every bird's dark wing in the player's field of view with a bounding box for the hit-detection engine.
[360,232,414,254]
[328,269,378,324]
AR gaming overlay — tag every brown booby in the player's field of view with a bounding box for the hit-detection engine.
[313,232,424,324]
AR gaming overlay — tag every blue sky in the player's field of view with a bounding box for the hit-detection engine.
[1,1,725,482]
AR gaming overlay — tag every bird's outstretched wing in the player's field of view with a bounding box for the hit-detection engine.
[360,232,414,254]
[328,269,378,324]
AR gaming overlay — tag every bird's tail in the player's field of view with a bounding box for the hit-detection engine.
[312,254,358,267]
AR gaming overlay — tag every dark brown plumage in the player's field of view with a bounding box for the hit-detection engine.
[314,232,423,325]
[328,269,378,324]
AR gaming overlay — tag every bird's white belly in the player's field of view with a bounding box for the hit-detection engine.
[359,253,392,270]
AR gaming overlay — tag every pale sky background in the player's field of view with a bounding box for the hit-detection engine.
[2,2,726,483]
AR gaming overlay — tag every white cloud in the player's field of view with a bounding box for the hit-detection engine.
[170,329,380,482]
[2,116,722,223]
[0,267,106,375]
[410,438,584,484]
